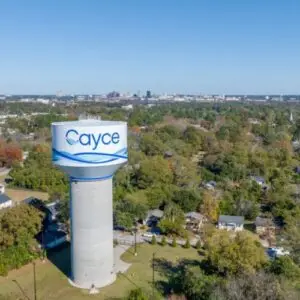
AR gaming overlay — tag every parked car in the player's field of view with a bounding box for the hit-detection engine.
[142,232,157,238]
[267,247,290,258]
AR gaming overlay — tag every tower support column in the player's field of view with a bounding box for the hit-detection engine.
[70,178,115,288]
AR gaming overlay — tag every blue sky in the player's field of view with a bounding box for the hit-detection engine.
[0,0,299,94]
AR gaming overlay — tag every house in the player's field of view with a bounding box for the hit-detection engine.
[204,180,217,190]
[255,217,276,246]
[164,151,173,158]
[250,176,268,191]
[0,185,12,210]
[218,215,244,231]
[250,176,265,186]
[144,209,164,226]
[185,212,207,232]
[255,217,276,236]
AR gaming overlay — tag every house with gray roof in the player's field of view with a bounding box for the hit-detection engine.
[218,215,244,232]
[144,209,164,226]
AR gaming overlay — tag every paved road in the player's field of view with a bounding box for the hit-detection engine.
[113,230,199,247]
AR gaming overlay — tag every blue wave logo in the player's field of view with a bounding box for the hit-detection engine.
[52,148,127,164]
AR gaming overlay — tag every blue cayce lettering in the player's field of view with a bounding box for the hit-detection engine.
[66,129,120,149]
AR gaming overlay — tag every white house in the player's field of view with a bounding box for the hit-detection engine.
[218,215,244,231]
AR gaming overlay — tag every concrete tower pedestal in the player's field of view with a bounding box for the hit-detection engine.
[70,178,115,289]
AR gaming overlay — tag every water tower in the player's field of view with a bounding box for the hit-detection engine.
[51,119,127,289]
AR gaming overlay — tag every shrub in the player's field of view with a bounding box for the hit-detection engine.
[161,236,167,246]
[151,235,157,245]
[183,238,191,249]
[195,240,202,250]
[172,237,177,248]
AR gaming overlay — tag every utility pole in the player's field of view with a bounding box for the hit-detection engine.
[33,262,37,300]
[134,227,137,256]
[152,252,155,300]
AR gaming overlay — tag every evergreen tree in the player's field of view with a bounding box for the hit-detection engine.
[151,235,157,245]
[161,236,167,246]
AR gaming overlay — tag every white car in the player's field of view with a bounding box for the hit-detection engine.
[142,232,156,238]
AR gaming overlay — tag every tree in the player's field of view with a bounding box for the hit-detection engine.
[268,256,300,279]
[159,203,185,236]
[172,188,201,212]
[183,238,191,249]
[136,156,173,189]
[126,288,149,300]
[139,133,166,156]
[0,204,44,275]
[171,156,200,188]
[195,240,202,250]
[56,198,70,233]
[205,231,267,276]
[0,204,44,249]
[146,184,176,209]
[200,191,219,222]
[169,265,218,300]
[212,271,282,300]
[161,236,167,246]
[171,237,177,248]
[114,211,134,230]
[183,126,202,150]
[151,235,157,245]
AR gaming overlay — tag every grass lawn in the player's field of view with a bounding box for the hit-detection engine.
[5,188,49,202]
[0,243,202,300]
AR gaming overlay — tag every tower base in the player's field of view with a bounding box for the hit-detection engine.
[68,274,116,290]
[70,178,115,289]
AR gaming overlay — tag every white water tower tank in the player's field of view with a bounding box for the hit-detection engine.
[51,119,127,289]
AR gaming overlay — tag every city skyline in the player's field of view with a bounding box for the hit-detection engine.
[0,1,300,95]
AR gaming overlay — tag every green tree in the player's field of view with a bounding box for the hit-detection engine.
[172,188,201,212]
[195,240,202,250]
[139,133,166,156]
[136,156,173,189]
[205,231,267,275]
[268,256,300,279]
[184,238,191,249]
[161,236,167,246]
[170,265,218,300]
[171,237,177,248]
[126,288,149,300]
[151,235,157,245]
[158,203,185,236]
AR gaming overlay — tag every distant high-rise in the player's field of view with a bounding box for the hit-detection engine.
[146,90,151,98]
